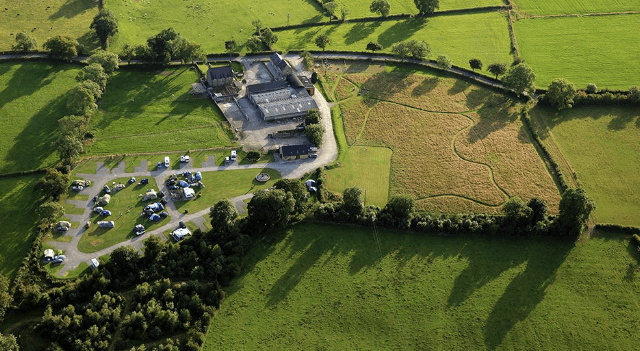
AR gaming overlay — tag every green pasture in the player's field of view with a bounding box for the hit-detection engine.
[334,0,502,18]
[77,177,170,253]
[107,0,323,53]
[85,66,236,155]
[275,12,513,68]
[0,62,80,174]
[173,168,281,213]
[0,175,42,280]
[512,0,640,15]
[514,15,640,89]
[0,0,99,51]
[204,222,640,350]
[326,146,392,207]
[530,105,640,226]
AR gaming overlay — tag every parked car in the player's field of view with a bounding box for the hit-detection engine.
[149,214,161,222]
[103,185,111,194]
[134,224,145,236]
[180,155,190,163]
[164,156,170,167]
[159,211,169,218]
[97,221,115,228]
[71,185,84,192]
[230,150,237,161]
[128,177,136,184]
[309,153,318,158]
[160,198,168,205]
[139,178,149,185]
[100,210,112,217]
[51,255,66,264]
[157,162,163,169]
[179,221,186,229]
[93,206,104,213]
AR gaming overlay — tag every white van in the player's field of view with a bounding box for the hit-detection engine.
[230,150,237,161]
[164,156,170,167]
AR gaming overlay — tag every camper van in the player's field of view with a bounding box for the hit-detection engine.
[164,156,170,167]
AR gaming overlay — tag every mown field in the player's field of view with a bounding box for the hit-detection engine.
[0,175,42,280]
[333,0,503,18]
[275,12,513,69]
[204,222,640,350]
[0,0,99,51]
[86,66,236,155]
[324,63,560,213]
[514,14,640,89]
[0,62,81,174]
[530,105,640,227]
[512,0,640,15]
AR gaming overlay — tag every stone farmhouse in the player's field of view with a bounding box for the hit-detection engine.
[206,65,234,87]
[270,52,294,77]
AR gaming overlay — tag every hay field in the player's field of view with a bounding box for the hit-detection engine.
[204,222,640,350]
[0,0,99,51]
[514,15,640,89]
[512,0,640,15]
[86,66,236,155]
[530,105,640,226]
[0,62,81,174]
[275,12,513,68]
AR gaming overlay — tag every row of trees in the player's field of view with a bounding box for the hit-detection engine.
[542,79,640,110]
[369,0,440,17]
[121,28,204,65]
[246,19,279,52]
[305,109,325,147]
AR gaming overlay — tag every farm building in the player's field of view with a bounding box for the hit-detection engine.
[280,144,311,160]
[270,52,293,77]
[207,66,234,87]
[246,74,318,121]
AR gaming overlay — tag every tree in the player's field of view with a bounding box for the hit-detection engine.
[501,197,533,234]
[301,51,315,70]
[340,7,350,21]
[120,44,135,64]
[35,168,70,201]
[58,115,87,139]
[586,83,598,94]
[36,201,65,223]
[629,86,640,103]
[90,9,119,49]
[469,58,482,72]
[225,40,237,61]
[306,123,325,147]
[43,36,78,61]
[436,54,452,70]
[366,42,383,53]
[246,36,264,53]
[379,195,414,229]
[323,1,339,19]
[370,0,391,17]
[391,42,411,61]
[76,63,108,90]
[274,179,308,214]
[393,40,430,61]
[527,197,548,224]
[0,332,18,351]
[87,50,119,74]
[502,63,536,95]
[260,28,279,50]
[247,189,295,234]
[12,31,38,52]
[342,187,364,216]
[0,274,12,322]
[147,28,179,64]
[252,19,263,35]
[554,188,596,238]
[487,62,507,79]
[53,134,84,163]
[413,0,439,15]
[173,37,204,63]
[209,199,239,233]
[305,109,321,125]
[546,78,576,110]
[67,81,101,116]
[315,34,331,52]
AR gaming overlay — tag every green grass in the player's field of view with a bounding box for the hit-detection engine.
[326,146,392,207]
[514,15,640,89]
[204,222,640,350]
[0,62,81,174]
[77,177,170,253]
[0,175,42,279]
[333,0,502,18]
[275,12,513,68]
[173,168,282,213]
[530,105,640,226]
[107,0,323,53]
[512,0,640,15]
[85,66,236,156]
[0,0,100,51]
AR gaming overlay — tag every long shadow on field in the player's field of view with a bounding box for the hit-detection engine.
[0,63,57,110]
[377,18,427,49]
[344,22,382,45]
[466,92,519,143]
[49,0,96,20]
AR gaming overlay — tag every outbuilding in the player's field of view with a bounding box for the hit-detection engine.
[280,144,311,161]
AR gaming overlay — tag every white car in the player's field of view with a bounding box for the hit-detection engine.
[164,156,170,167]
[180,155,190,163]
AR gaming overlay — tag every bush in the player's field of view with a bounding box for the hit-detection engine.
[586,83,598,94]
[245,151,260,162]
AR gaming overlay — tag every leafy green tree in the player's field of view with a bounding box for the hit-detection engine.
[76,63,108,90]
[173,37,204,63]
[379,195,415,229]
[67,81,101,116]
[315,34,331,51]
[305,109,321,125]
[36,168,70,201]
[247,189,295,233]
[260,28,279,50]
[554,188,596,238]
[342,187,364,216]
[413,0,439,15]
[301,51,315,70]
[340,7,350,21]
[246,36,264,53]
[393,40,430,61]
[120,44,135,64]
[469,58,482,71]
[391,42,411,61]
[306,123,325,147]
[0,274,11,322]
[487,62,507,79]
[87,50,119,74]
[436,54,452,70]
[90,9,119,49]
[585,83,598,94]
[0,332,18,351]
[12,31,37,52]
[502,197,533,233]
[53,134,84,164]
[109,246,141,277]
[225,40,237,61]
[502,63,536,95]
[43,36,78,61]
[527,197,548,224]
[274,179,308,214]
[370,0,391,17]
[58,115,87,139]
[36,201,65,223]
[252,19,263,34]
[323,1,340,19]
[629,86,640,103]
[209,199,239,233]
[366,42,383,53]
[546,78,576,110]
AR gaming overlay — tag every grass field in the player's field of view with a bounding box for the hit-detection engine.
[333,0,503,17]
[530,105,640,226]
[275,12,513,69]
[512,0,640,15]
[0,62,81,174]
[204,222,640,350]
[0,0,100,51]
[86,66,236,155]
[77,176,170,253]
[0,175,41,280]
[514,15,640,89]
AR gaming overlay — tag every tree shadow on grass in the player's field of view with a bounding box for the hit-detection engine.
[377,18,427,49]
[344,21,382,45]
[411,76,439,97]
[0,63,58,110]
[466,92,519,143]
[49,0,97,20]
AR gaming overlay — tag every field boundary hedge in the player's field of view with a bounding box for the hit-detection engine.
[594,223,640,234]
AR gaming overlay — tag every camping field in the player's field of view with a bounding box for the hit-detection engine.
[204,222,640,350]
[0,62,81,174]
[511,0,640,15]
[85,66,237,155]
[529,105,640,227]
[514,14,640,90]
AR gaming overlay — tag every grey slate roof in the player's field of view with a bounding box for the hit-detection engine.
[207,66,233,80]
[246,80,289,95]
[281,144,310,157]
[270,52,290,72]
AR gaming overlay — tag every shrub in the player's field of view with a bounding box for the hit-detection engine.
[586,83,598,94]
[245,151,260,162]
